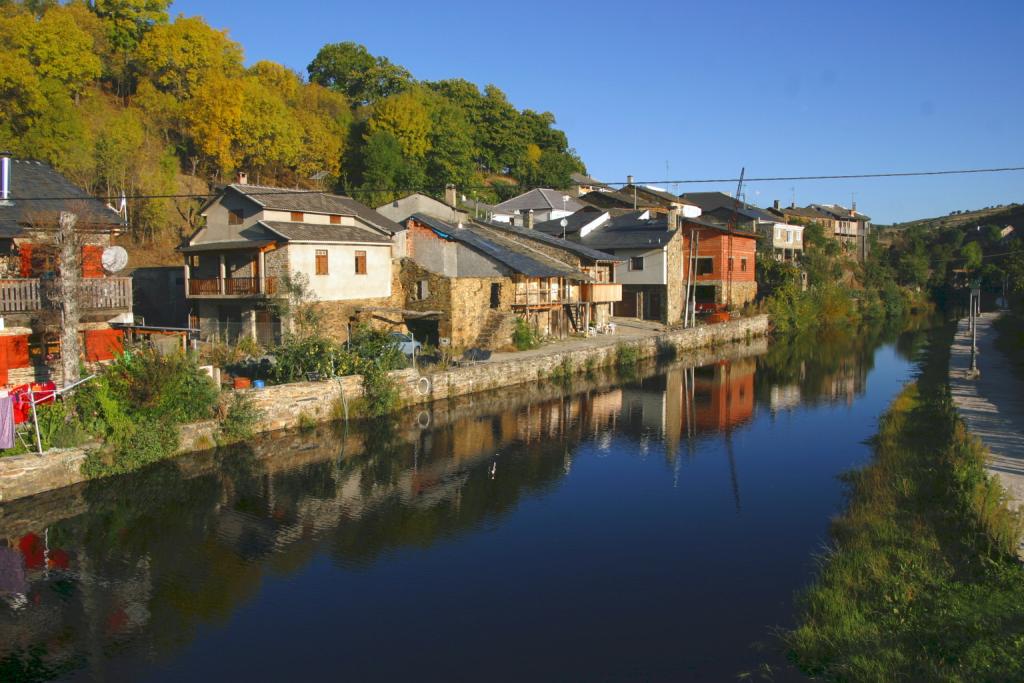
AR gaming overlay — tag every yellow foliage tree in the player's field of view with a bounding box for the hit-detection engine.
[366,88,431,159]
[186,72,243,174]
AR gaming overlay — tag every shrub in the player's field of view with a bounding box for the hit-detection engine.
[360,363,400,417]
[615,343,640,369]
[81,416,179,478]
[270,336,353,383]
[102,347,220,423]
[219,392,262,443]
[549,358,574,386]
[348,324,405,371]
[512,317,541,350]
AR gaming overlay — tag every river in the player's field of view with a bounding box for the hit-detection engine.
[0,322,928,681]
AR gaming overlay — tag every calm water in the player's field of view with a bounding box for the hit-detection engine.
[0,324,928,682]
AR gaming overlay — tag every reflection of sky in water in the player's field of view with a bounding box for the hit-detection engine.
[0,326,924,682]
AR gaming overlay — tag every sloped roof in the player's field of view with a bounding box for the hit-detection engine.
[621,183,698,208]
[472,219,623,263]
[570,172,609,190]
[681,192,778,222]
[534,207,607,236]
[227,184,402,234]
[0,159,123,238]
[578,188,659,210]
[258,220,391,244]
[492,188,584,214]
[810,203,872,222]
[180,239,276,253]
[409,213,588,279]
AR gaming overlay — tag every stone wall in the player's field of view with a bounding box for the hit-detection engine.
[665,230,684,324]
[0,315,769,503]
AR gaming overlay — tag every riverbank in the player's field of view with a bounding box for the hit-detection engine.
[0,315,768,503]
[787,320,1024,681]
[949,311,1024,558]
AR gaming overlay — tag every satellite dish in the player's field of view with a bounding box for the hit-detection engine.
[559,218,568,228]
[101,246,128,274]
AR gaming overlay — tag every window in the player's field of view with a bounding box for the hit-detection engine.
[415,279,429,300]
[315,249,328,275]
[787,230,794,243]
[228,208,244,225]
[186,255,199,268]
[355,250,367,275]
[728,257,734,272]
[629,256,644,271]
[330,214,341,225]
[741,257,747,272]
[695,256,714,275]
[796,232,802,242]
[291,211,304,221]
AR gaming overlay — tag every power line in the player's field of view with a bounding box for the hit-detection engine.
[5,164,1024,203]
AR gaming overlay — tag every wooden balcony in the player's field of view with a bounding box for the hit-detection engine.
[513,288,577,306]
[187,276,278,298]
[580,282,622,303]
[0,277,132,313]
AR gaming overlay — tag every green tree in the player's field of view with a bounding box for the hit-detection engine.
[357,130,423,205]
[366,88,431,159]
[307,41,411,106]
[0,7,103,96]
[424,93,475,189]
[960,241,984,271]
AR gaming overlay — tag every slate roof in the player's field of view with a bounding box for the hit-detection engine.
[472,219,623,263]
[0,159,123,238]
[533,207,607,236]
[180,239,276,253]
[491,188,584,215]
[577,188,659,210]
[770,205,834,221]
[408,213,589,280]
[227,184,402,234]
[621,183,698,208]
[579,212,677,249]
[681,192,779,222]
[569,172,609,190]
[810,203,872,222]
[258,220,392,244]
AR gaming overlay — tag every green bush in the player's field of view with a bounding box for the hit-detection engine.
[615,343,640,369]
[549,358,574,386]
[102,348,220,423]
[219,392,263,443]
[81,416,179,478]
[270,336,353,383]
[512,317,541,350]
[360,363,400,417]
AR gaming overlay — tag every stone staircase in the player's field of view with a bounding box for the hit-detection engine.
[474,310,514,350]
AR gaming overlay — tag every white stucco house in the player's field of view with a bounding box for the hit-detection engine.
[181,179,403,344]
[489,188,585,227]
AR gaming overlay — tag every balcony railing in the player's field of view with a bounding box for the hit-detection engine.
[580,282,622,303]
[514,288,578,306]
[0,277,132,313]
[187,277,278,297]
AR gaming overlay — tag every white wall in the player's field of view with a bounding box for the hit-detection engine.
[611,247,667,285]
[287,243,392,301]
[262,209,356,226]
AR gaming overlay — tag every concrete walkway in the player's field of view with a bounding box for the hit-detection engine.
[949,311,1024,556]
[487,317,667,364]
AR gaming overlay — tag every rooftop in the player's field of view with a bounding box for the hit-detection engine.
[258,220,392,244]
[225,184,402,234]
[492,188,585,215]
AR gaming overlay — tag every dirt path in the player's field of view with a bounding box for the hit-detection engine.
[949,311,1024,556]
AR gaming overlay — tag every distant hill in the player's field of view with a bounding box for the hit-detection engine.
[882,203,1024,232]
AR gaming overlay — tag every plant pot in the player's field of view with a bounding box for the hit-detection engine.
[233,377,252,390]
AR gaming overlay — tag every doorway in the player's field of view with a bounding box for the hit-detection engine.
[490,283,501,309]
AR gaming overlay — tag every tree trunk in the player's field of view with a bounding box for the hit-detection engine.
[57,212,81,387]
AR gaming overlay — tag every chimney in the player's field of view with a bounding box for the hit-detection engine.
[237,171,248,185]
[773,199,780,210]
[444,183,457,207]
[626,174,634,185]
[526,209,535,230]
[667,202,681,230]
[851,201,857,216]
[0,152,11,205]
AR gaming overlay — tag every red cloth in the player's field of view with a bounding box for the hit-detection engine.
[11,382,57,424]
[18,533,44,569]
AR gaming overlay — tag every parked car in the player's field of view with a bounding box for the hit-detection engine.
[389,332,422,357]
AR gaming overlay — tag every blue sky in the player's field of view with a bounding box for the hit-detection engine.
[171,0,1023,223]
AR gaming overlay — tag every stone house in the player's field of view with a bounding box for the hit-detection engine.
[767,201,870,260]
[470,219,623,329]
[0,154,132,385]
[401,214,595,349]
[181,179,403,345]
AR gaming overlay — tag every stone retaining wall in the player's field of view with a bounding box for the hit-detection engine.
[0,315,769,503]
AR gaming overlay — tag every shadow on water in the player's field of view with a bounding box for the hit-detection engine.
[0,316,935,682]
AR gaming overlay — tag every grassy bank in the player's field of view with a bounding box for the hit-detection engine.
[786,321,1024,681]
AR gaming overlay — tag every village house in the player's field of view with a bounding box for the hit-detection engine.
[489,188,584,227]
[0,154,132,385]
[470,219,623,329]
[400,214,598,348]
[767,201,870,259]
[375,185,469,225]
[568,171,611,197]
[682,192,804,261]
[181,177,403,345]
[679,218,759,310]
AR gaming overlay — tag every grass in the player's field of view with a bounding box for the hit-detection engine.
[786,321,1024,681]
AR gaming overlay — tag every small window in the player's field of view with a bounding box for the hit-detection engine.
[315,249,328,275]
[330,214,341,225]
[291,211,304,222]
[696,257,714,275]
[728,257,734,272]
[228,208,244,225]
[415,279,429,300]
[355,250,367,275]
[629,256,644,271]
[186,255,199,268]
[741,257,747,272]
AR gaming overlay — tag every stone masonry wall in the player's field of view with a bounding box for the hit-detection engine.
[0,315,769,502]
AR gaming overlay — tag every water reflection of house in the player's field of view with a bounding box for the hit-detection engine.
[687,358,756,433]
[769,384,802,412]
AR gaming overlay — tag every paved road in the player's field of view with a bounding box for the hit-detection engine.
[949,312,1024,557]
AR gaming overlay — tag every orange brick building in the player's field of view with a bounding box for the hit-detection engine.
[680,219,758,310]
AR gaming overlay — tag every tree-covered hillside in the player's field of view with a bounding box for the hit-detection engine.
[0,0,584,260]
